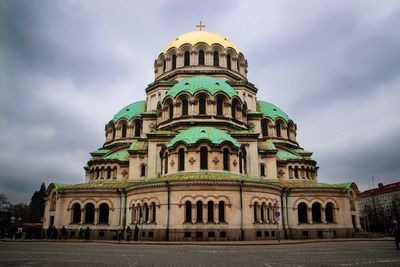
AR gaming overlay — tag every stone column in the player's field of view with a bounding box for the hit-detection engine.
[94,208,99,225]
[192,204,196,224]
[308,208,313,224]
[80,209,85,224]
[214,204,219,224]
[203,204,208,224]
[321,208,327,224]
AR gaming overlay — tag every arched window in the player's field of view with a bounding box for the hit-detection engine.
[106,166,112,179]
[275,122,281,137]
[172,54,176,70]
[237,60,240,72]
[216,97,223,116]
[196,201,203,223]
[213,51,219,66]
[163,60,166,72]
[223,148,230,171]
[99,203,109,224]
[178,148,185,171]
[262,120,269,137]
[169,102,174,119]
[50,192,56,211]
[164,153,168,174]
[84,203,95,224]
[112,126,116,140]
[121,124,127,138]
[140,164,146,177]
[227,54,231,70]
[199,97,206,114]
[294,166,299,178]
[134,121,141,137]
[181,99,188,116]
[312,203,322,223]
[72,203,81,223]
[144,203,149,222]
[298,202,308,223]
[185,201,192,223]
[184,51,190,66]
[239,153,243,174]
[253,202,258,222]
[198,50,205,65]
[96,168,100,179]
[325,202,334,223]
[113,166,117,179]
[260,203,265,222]
[231,102,236,119]
[152,202,156,223]
[207,201,214,223]
[218,201,225,222]
[260,164,266,177]
[200,146,208,170]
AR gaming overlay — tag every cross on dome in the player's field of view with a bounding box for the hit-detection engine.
[196,21,206,31]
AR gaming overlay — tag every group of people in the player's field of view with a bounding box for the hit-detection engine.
[47,226,67,240]
[117,224,140,241]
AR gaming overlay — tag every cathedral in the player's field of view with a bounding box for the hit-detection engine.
[44,26,362,241]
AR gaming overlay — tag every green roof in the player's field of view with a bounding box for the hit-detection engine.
[166,127,240,148]
[112,100,146,122]
[101,149,129,162]
[257,101,290,121]
[164,76,238,99]
[128,140,148,151]
[258,140,277,151]
[277,149,303,160]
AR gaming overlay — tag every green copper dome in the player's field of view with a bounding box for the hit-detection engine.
[167,127,240,148]
[164,76,238,99]
[257,101,290,122]
[112,100,146,122]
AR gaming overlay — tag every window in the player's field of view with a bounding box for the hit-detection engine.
[99,203,109,224]
[262,120,269,137]
[227,54,231,69]
[144,204,149,222]
[164,153,168,174]
[237,60,240,72]
[178,148,185,171]
[134,122,141,137]
[184,51,190,66]
[163,60,166,72]
[50,192,56,211]
[172,54,176,70]
[231,103,236,119]
[213,51,219,66]
[200,146,208,170]
[84,203,95,224]
[298,202,308,223]
[312,203,322,223]
[326,202,334,223]
[121,124,127,138]
[199,97,206,114]
[182,99,188,116]
[107,166,112,179]
[112,126,116,139]
[294,166,299,178]
[253,202,258,222]
[260,164,266,177]
[275,122,281,137]
[260,203,265,222]
[198,50,205,65]
[140,165,146,177]
[218,201,225,222]
[207,201,214,223]
[72,203,81,223]
[196,201,203,223]
[223,148,230,171]
[216,97,223,116]
[169,102,174,119]
[185,201,192,223]
[96,168,100,179]
[152,202,156,223]
[239,153,243,174]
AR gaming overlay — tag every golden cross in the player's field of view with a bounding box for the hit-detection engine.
[196,21,206,31]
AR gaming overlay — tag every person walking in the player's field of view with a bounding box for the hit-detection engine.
[84,226,90,241]
[60,226,67,240]
[134,224,139,241]
[78,228,84,241]
[126,226,132,241]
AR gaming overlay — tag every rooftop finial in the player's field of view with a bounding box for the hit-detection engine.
[196,21,206,31]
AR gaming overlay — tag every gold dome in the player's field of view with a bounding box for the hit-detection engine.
[163,31,239,54]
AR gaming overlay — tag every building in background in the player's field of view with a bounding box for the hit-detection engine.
[44,26,362,241]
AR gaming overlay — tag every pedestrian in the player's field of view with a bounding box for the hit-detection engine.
[84,226,90,241]
[79,228,84,241]
[134,224,139,241]
[395,225,400,250]
[51,226,58,240]
[47,227,52,240]
[60,226,67,240]
[126,226,132,241]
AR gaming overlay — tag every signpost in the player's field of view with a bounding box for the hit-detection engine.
[274,211,281,244]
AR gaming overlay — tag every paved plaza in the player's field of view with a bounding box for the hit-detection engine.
[0,240,399,266]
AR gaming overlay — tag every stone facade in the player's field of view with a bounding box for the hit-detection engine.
[44,30,362,241]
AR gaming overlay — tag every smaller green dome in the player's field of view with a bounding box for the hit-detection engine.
[112,100,146,122]
[167,127,240,149]
[164,76,238,100]
[257,101,290,122]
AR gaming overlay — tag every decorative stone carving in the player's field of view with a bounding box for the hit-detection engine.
[212,157,219,165]
[189,157,196,165]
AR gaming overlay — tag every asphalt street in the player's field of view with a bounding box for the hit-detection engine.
[0,240,399,267]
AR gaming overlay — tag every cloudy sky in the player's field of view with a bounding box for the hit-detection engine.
[1,0,399,203]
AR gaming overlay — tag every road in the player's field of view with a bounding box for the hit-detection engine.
[0,240,399,266]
